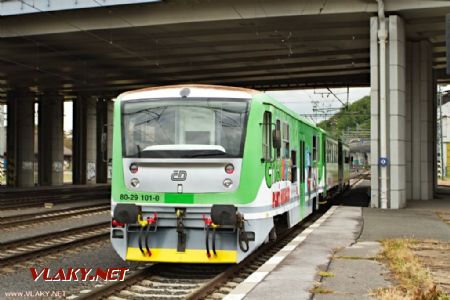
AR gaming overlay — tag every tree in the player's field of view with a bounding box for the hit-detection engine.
[318,96,370,138]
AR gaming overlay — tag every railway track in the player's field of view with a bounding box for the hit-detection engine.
[0,203,110,228]
[0,221,109,267]
[350,171,370,185]
[77,212,324,300]
[0,185,110,210]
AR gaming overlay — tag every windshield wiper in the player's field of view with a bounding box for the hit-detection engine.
[183,151,227,158]
[136,145,142,158]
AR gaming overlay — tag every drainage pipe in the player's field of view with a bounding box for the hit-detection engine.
[377,0,388,209]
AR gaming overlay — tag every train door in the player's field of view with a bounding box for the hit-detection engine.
[299,138,305,218]
[312,135,319,211]
[262,110,274,188]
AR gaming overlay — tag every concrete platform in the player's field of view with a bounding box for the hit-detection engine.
[224,206,363,300]
[360,200,450,242]
[224,196,450,300]
[315,242,391,299]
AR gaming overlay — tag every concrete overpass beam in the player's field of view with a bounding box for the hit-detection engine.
[370,15,407,209]
[38,96,64,186]
[6,92,35,187]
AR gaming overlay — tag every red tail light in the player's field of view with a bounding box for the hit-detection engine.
[112,219,124,227]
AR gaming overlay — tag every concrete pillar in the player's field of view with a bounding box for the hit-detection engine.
[86,97,97,185]
[38,96,64,186]
[405,41,434,200]
[107,100,114,182]
[96,98,108,183]
[0,104,6,160]
[6,92,35,187]
[370,16,380,207]
[73,96,87,184]
[370,15,406,209]
[73,95,98,185]
[388,16,406,209]
[432,72,437,187]
[405,42,413,201]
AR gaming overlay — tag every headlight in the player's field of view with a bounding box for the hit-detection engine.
[223,178,233,188]
[130,178,140,188]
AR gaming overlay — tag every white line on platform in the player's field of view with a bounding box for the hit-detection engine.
[244,271,269,283]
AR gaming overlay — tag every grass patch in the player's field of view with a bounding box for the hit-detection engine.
[311,283,334,294]
[375,239,448,300]
[436,212,450,226]
[318,271,335,278]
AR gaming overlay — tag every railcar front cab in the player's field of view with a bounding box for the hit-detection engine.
[110,86,273,263]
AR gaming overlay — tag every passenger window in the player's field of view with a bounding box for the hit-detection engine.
[291,150,297,182]
[283,122,290,158]
[312,135,317,161]
[262,112,272,161]
[300,140,305,183]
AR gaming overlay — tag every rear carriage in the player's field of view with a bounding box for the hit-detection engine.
[111,85,349,263]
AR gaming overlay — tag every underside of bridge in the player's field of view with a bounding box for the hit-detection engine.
[0,0,449,208]
[0,0,447,95]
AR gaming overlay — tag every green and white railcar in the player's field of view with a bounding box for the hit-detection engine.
[111,84,347,264]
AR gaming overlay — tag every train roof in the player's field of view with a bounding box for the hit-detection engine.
[117,84,258,101]
[117,84,331,136]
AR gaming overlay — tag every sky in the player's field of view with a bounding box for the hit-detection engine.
[62,87,371,132]
[266,87,370,124]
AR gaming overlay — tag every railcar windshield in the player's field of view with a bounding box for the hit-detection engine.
[122,98,249,158]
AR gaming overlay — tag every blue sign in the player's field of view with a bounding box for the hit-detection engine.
[379,157,389,167]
